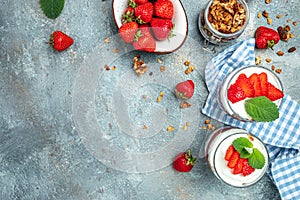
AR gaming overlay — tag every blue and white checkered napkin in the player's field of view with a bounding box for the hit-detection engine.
[202,38,300,200]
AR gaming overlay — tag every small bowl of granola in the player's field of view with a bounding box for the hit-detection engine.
[199,0,249,45]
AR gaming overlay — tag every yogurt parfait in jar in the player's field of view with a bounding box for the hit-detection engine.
[199,0,249,44]
[205,127,269,187]
[218,65,284,122]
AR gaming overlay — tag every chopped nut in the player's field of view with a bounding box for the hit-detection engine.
[184,60,190,66]
[255,56,262,65]
[276,51,284,56]
[276,14,282,19]
[292,21,297,26]
[157,91,164,102]
[262,10,269,18]
[113,48,119,53]
[275,69,282,74]
[143,125,147,129]
[288,47,296,53]
[180,101,192,108]
[277,26,291,41]
[257,12,262,18]
[271,65,275,71]
[112,66,116,70]
[167,126,174,132]
[265,58,272,63]
[183,125,188,131]
[267,17,272,25]
[157,58,163,63]
[189,65,195,71]
[265,0,272,4]
[201,125,207,130]
[186,122,190,127]
[104,64,110,71]
[290,33,295,38]
[287,19,291,23]
[207,124,215,130]
[160,66,166,72]
[104,38,110,43]
[133,56,148,76]
[204,119,210,124]
[185,68,191,75]
[248,134,254,141]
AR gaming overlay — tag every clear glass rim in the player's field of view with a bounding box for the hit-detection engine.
[204,0,250,38]
[212,131,270,188]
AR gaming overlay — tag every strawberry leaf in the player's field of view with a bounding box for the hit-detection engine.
[245,96,279,122]
[248,148,266,169]
[40,0,65,19]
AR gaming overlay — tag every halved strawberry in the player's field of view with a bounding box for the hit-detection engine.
[249,73,262,97]
[224,145,235,161]
[266,82,284,101]
[259,72,268,96]
[242,159,255,176]
[227,84,246,103]
[227,150,240,169]
[233,158,246,174]
[235,74,255,98]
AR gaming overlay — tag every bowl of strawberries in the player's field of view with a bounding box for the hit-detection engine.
[112,0,188,54]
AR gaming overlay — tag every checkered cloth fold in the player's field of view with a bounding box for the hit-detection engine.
[202,38,300,200]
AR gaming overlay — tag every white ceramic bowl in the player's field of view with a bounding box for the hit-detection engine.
[112,0,188,54]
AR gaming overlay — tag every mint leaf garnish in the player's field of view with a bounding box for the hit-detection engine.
[248,148,266,169]
[245,96,279,122]
[40,0,65,19]
[233,137,253,152]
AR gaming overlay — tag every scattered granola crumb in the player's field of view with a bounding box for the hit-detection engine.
[271,65,275,71]
[201,125,207,130]
[276,14,282,19]
[287,19,291,23]
[265,58,272,63]
[262,10,269,18]
[157,58,163,63]
[104,38,110,43]
[267,17,272,25]
[186,122,190,127]
[143,125,147,129]
[104,64,110,71]
[184,60,190,66]
[112,66,116,70]
[275,69,282,74]
[180,101,191,108]
[204,119,210,124]
[265,0,272,4]
[255,56,262,65]
[133,56,148,76]
[276,51,284,56]
[288,47,296,53]
[167,126,174,132]
[157,91,164,102]
[160,66,166,72]
[292,21,297,26]
[113,48,119,53]
[257,12,262,18]
[183,125,188,131]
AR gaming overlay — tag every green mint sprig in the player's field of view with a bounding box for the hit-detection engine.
[233,137,266,169]
[40,0,65,19]
[245,96,279,122]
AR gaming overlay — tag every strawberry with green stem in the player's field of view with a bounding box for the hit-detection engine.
[49,31,74,51]
[174,80,195,100]
[134,2,154,24]
[154,0,174,19]
[173,149,196,172]
[150,18,175,41]
[119,21,139,43]
[133,24,156,52]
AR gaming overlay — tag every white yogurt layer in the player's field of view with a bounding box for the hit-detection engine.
[205,127,269,187]
[219,66,283,121]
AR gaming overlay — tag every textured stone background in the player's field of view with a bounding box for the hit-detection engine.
[0,0,299,199]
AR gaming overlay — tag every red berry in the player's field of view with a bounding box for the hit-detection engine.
[49,31,74,52]
[242,159,255,176]
[174,80,195,100]
[227,150,240,169]
[259,72,268,96]
[173,149,196,172]
[134,2,153,24]
[150,18,174,41]
[266,82,284,101]
[227,83,246,103]
[235,74,255,98]
[249,73,262,97]
[119,22,139,43]
[224,145,235,161]
[133,25,156,52]
[154,0,174,19]
[134,0,148,5]
[233,158,246,174]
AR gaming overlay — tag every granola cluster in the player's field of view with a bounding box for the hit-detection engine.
[208,0,246,34]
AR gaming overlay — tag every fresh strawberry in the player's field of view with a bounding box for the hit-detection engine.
[154,0,174,19]
[233,158,246,174]
[224,145,235,161]
[173,149,196,172]
[235,74,255,98]
[266,82,284,101]
[227,84,246,103]
[119,21,139,43]
[227,150,240,169]
[242,159,255,176]
[134,0,148,5]
[133,26,156,52]
[174,80,195,100]
[150,18,174,40]
[259,72,268,96]
[134,2,153,24]
[122,7,135,23]
[249,73,262,97]
[49,31,74,51]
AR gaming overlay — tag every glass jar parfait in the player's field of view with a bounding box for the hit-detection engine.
[205,127,269,187]
[199,0,250,45]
